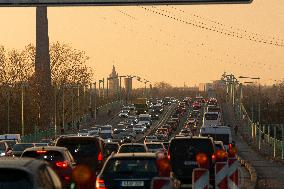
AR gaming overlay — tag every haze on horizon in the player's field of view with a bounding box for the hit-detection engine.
[0,0,283,87]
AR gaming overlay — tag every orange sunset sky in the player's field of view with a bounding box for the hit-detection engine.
[0,0,283,87]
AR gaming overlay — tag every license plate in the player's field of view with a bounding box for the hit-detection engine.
[121,181,144,187]
[184,161,197,165]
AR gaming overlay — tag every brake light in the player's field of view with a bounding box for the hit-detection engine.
[36,150,47,154]
[98,152,103,161]
[167,153,170,160]
[96,178,106,189]
[56,161,68,168]
[228,143,233,149]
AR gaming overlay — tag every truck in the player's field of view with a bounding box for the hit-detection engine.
[133,98,148,114]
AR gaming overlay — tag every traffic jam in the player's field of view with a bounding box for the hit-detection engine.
[0,96,239,189]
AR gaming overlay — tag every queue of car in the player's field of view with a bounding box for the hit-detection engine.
[0,96,237,189]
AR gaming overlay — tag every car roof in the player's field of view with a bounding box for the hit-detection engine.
[121,143,145,146]
[214,141,224,144]
[23,146,68,152]
[171,136,212,140]
[0,158,47,172]
[111,153,156,159]
[145,142,162,145]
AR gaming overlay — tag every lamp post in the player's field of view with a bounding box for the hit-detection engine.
[244,81,254,121]
[21,82,28,136]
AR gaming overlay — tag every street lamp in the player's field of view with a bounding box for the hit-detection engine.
[21,82,28,136]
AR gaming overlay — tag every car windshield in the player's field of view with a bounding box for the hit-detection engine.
[119,145,146,153]
[57,139,99,157]
[22,150,65,162]
[202,133,230,145]
[13,144,34,151]
[0,169,32,189]
[104,159,158,174]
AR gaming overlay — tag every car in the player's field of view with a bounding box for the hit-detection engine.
[21,146,76,187]
[179,129,192,137]
[0,141,9,157]
[137,114,152,127]
[128,116,139,124]
[145,142,166,153]
[133,124,146,134]
[119,110,130,118]
[0,139,18,149]
[104,142,120,157]
[0,158,62,189]
[55,136,106,173]
[96,153,161,189]
[99,125,113,140]
[12,143,36,157]
[168,136,216,187]
[117,143,147,153]
[214,141,228,162]
[162,124,173,133]
[144,135,158,143]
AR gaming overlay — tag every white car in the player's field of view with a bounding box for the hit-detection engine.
[119,110,130,118]
[133,124,146,134]
[144,135,158,143]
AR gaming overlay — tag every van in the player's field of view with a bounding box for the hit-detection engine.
[199,126,232,150]
[202,112,222,127]
[168,136,216,187]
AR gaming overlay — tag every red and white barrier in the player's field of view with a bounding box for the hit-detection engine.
[215,162,228,189]
[228,158,239,189]
[192,168,209,189]
[151,177,173,189]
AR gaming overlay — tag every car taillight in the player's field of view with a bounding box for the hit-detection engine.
[96,178,106,189]
[211,153,216,162]
[56,161,68,168]
[228,146,237,158]
[98,152,103,161]
[228,143,233,149]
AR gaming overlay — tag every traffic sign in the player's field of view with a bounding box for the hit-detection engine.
[0,0,253,6]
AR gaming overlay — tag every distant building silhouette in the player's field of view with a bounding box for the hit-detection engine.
[108,65,119,94]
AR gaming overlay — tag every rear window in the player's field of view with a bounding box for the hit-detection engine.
[0,169,32,189]
[13,144,34,151]
[215,143,224,150]
[119,145,146,153]
[104,158,157,174]
[208,107,220,112]
[22,150,64,162]
[56,138,99,156]
[202,134,230,145]
[146,144,163,149]
[170,139,214,160]
[205,113,218,120]
[105,144,119,152]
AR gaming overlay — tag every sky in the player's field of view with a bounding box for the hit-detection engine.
[0,0,283,87]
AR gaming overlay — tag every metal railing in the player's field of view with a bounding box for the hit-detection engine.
[233,103,284,160]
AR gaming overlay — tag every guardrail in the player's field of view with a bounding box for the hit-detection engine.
[21,100,122,143]
[233,103,284,160]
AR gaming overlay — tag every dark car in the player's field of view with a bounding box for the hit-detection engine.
[96,153,159,189]
[12,143,35,157]
[168,136,216,187]
[21,146,76,187]
[118,143,147,153]
[105,142,120,157]
[55,136,105,173]
[0,158,62,189]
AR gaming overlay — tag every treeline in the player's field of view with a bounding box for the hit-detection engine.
[242,82,284,124]
[0,42,95,135]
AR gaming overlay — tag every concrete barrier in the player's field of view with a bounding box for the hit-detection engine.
[237,155,258,189]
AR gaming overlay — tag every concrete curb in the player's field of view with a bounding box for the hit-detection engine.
[237,155,258,189]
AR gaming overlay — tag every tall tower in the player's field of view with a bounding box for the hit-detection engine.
[109,65,119,94]
[35,6,52,130]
